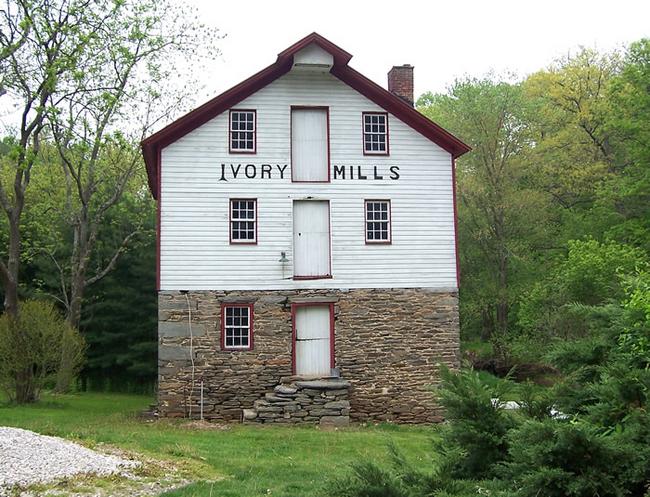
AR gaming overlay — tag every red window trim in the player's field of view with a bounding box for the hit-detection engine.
[364,199,392,244]
[220,303,254,351]
[229,198,258,245]
[290,106,331,183]
[292,199,332,280]
[290,302,335,375]
[362,111,390,156]
[229,109,257,155]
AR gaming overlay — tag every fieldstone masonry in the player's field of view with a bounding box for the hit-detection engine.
[243,377,351,426]
[158,288,459,423]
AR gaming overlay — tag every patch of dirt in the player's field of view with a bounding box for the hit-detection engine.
[179,420,231,431]
[9,444,199,497]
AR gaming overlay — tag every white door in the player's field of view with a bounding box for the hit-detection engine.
[295,305,332,376]
[293,201,330,278]
[291,108,328,182]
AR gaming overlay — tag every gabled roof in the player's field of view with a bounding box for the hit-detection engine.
[141,32,470,198]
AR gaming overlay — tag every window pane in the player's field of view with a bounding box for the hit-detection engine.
[224,306,251,349]
[231,111,255,150]
[366,201,390,242]
[363,114,388,153]
[231,200,257,242]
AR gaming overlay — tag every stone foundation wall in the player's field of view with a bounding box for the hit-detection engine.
[158,288,459,423]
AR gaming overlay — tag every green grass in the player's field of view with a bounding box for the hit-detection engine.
[0,392,437,496]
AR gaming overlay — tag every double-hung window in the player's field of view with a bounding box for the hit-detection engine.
[365,200,391,243]
[229,110,256,153]
[221,304,253,350]
[230,199,257,244]
[363,112,389,155]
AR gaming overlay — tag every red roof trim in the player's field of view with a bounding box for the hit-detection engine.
[141,32,470,198]
[330,64,469,159]
[142,58,291,196]
[277,32,352,66]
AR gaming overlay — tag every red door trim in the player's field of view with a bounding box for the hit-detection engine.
[290,106,331,183]
[291,302,335,375]
[292,199,332,279]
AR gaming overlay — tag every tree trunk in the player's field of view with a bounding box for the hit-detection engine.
[494,208,509,333]
[54,225,89,393]
[2,278,18,319]
[1,206,35,403]
[3,212,21,318]
[15,368,35,403]
[480,306,495,340]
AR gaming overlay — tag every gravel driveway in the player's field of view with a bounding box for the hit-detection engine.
[0,427,139,495]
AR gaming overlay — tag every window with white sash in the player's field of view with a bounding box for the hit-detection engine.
[230,199,257,244]
[363,112,389,155]
[365,200,391,243]
[221,304,253,350]
[229,110,256,153]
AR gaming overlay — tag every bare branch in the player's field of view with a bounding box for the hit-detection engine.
[84,230,139,287]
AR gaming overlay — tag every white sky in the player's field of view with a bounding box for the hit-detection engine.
[1,0,648,133]
[193,0,650,99]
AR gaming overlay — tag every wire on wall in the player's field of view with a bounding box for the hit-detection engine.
[184,292,196,418]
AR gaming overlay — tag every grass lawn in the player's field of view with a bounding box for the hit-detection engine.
[0,392,438,497]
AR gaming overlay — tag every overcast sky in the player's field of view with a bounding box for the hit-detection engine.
[1,0,648,133]
[194,0,649,99]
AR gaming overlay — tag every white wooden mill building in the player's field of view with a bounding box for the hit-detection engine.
[142,33,469,425]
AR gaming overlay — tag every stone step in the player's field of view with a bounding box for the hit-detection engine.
[264,393,294,403]
[245,376,351,426]
[242,409,257,421]
[274,384,298,395]
[279,375,341,384]
[320,415,350,428]
[294,379,350,390]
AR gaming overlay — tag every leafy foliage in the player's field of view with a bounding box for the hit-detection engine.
[518,239,647,338]
[0,300,85,403]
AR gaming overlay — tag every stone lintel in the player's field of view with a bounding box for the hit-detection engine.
[289,296,338,304]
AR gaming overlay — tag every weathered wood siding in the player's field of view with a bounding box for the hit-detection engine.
[160,68,456,290]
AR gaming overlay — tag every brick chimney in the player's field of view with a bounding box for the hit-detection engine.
[388,65,414,106]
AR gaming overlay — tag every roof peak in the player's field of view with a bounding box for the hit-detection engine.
[276,32,353,66]
[141,33,470,198]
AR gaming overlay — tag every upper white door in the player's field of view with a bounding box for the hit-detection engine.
[293,200,330,278]
[295,305,332,376]
[291,108,329,182]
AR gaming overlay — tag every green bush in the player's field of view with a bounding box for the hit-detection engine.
[0,300,86,403]
[501,419,637,497]
[326,275,650,497]
[322,443,488,497]
[436,367,517,479]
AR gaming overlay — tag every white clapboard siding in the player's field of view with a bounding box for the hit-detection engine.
[293,201,330,277]
[295,306,331,376]
[160,67,458,291]
[291,108,329,181]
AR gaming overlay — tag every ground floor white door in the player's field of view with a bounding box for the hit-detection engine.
[294,305,332,376]
[293,200,330,278]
